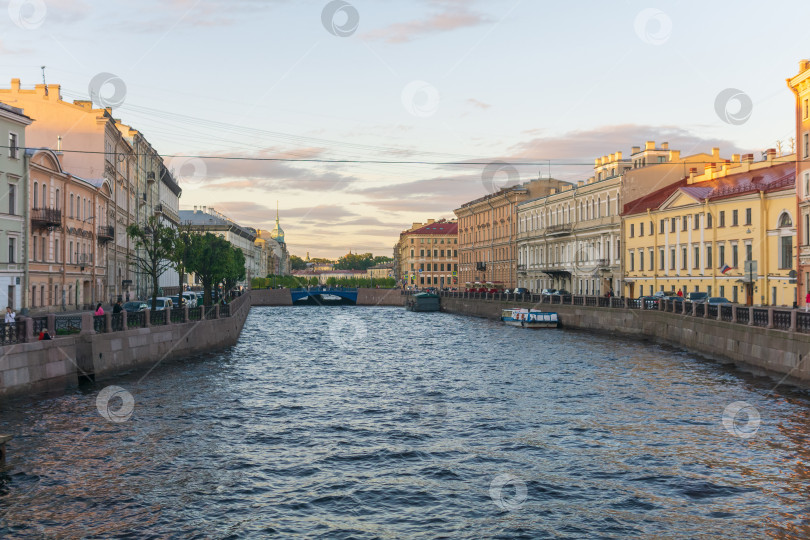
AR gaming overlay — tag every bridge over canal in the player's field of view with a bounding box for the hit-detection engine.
[290,287,358,303]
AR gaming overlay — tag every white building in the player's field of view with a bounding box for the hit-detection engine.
[157,163,182,293]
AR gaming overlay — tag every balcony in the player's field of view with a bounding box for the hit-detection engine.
[97,225,114,243]
[546,223,574,236]
[517,264,527,275]
[31,207,61,229]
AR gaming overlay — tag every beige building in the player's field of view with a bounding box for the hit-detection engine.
[397,219,458,289]
[456,178,571,290]
[517,142,725,295]
[0,79,138,303]
[368,262,393,279]
[788,59,810,305]
[27,148,112,311]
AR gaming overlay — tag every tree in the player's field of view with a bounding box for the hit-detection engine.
[290,255,307,270]
[170,222,199,296]
[127,216,177,312]
[223,246,246,296]
[187,233,235,307]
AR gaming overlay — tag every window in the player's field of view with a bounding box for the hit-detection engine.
[660,220,665,234]
[707,213,713,228]
[671,218,676,233]
[707,246,713,268]
[732,209,738,226]
[420,249,424,257]
[732,244,739,267]
[780,236,793,269]
[659,248,665,270]
[55,239,59,263]
[805,133,809,159]
[745,208,752,225]
[670,248,676,270]
[70,194,74,218]
[694,214,700,229]
[41,238,45,261]
[70,241,73,264]
[8,237,15,263]
[805,98,809,119]
[682,247,687,270]
[629,252,635,271]
[8,184,15,215]
[410,249,414,257]
[8,132,18,159]
[630,223,635,238]
[55,189,60,210]
[640,250,644,271]
[694,246,700,269]
[42,184,46,208]
[719,245,725,267]
[33,181,38,207]
[719,211,725,227]
[640,222,644,236]
[745,244,752,262]
[778,213,793,228]
[33,237,37,261]
[682,215,688,231]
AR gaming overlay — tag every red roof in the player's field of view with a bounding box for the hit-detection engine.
[622,178,688,216]
[622,161,795,216]
[408,221,458,235]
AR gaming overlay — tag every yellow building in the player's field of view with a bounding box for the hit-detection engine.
[396,219,458,289]
[622,152,797,306]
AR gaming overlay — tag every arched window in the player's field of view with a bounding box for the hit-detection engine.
[778,212,793,228]
[55,189,60,210]
[33,182,38,207]
[42,184,47,208]
[70,194,74,218]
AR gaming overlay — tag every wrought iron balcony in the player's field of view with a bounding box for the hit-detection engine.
[546,223,574,236]
[97,225,114,242]
[31,207,61,228]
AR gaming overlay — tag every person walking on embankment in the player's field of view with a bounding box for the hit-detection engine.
[805,292,810,312]
[94,303,104,316]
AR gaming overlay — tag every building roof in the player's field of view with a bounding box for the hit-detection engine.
[369,262,394,269]
[622,178,689,216]
[407,220,458,235]
[179,208,256,241]
[678,162,794,203]
[160,163,182,197]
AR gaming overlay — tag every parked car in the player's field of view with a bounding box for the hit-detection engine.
[688,292,709,302]
[170,295,187,308]
[707,297,732,305]
[123,301,148,313]
[148,297,173,311]
[182,292,198,307]
[541,289,557,295]
[513,287,528,295]
[552,289,571,296]
[638,296,662,308]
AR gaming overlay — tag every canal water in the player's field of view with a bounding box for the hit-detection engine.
[2,306,810,538]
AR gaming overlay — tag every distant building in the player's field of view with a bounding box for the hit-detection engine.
[255,204,290,276]
[396,218,458,288]
[179,206,260,287]
[368,262,393,279]
[156,163,182,294]
[456,178,571,289]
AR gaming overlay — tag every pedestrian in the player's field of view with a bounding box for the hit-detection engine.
[39,328,52,340]
[805,292,810,312]
[5,306,15,324]
[94,303,104,316]
[677,289,683,297]
[113,299,123,314]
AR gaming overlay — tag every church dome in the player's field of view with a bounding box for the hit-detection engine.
[270,201,284,243]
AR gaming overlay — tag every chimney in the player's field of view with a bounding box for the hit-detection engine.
[801,59,810,71]
[550,188,557,195]
[594,157,601,167]
[669,150,680,162]
[616,151,622,160]
[427,219,435,224]
[711,147,720,159]
[202,206,207,213]
[742,153,754,163]
[766,148,776,161]
[645,141,655,151]
[47,84,60,100]
[689,168,697,184]
[731,154,740,163]
[661,142,669,150]
[56,136,62,151]
[193,205,197,211]
[631,146,641,154]
[10,78,20,92]
[705,163,716,177]
[577,180,584,187]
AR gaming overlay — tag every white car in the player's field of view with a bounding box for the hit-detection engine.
[181,292,198,307]
[148,297,173,311]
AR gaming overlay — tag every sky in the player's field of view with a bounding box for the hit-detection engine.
[2,0,809,258]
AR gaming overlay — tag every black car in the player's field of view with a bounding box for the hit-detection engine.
[553,289,571,296]
[123,301,148,313]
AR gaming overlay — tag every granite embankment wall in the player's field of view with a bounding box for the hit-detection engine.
[440,296,810,384]
[0,293,252,400]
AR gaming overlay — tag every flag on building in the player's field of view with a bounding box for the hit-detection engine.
[720,264,731,274]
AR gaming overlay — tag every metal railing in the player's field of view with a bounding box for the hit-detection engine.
[773,310,791,331]
[752,308,768,327]
[151,310,166,325]
[111,313,124,331]
[188,307,202,321]
[93,315,106,333]
[54,316,82,335]
[735,306,750,325]
[0,323,23,345]
[170,308,184,323]
[127,311,145,329]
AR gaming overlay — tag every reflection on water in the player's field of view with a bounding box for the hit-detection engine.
[2,306,810,538]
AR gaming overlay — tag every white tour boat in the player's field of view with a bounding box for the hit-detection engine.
[501,308,559,328]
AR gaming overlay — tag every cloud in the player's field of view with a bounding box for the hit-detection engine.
[467,98,490,110]
[363,0,490,43]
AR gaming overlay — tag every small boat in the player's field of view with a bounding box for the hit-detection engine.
[406,292,440,312]
[501,308,558,328]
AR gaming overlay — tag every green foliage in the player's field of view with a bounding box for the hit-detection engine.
[333,253,392,271]
[185,233,246,306]
[127,216,177,311]
[289,255,307,270]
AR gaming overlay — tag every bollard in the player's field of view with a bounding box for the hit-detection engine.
[767,308,774,329]
[143,309,151,328]
[105,312,112,333]
[748,306,755,326]
[183,305,189,323]
[165,306,172,325]
[80,313,94,335]
[23,317,33,342]
[121,310,127,330]
[214,305,220,319]
[791,309,797,332]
